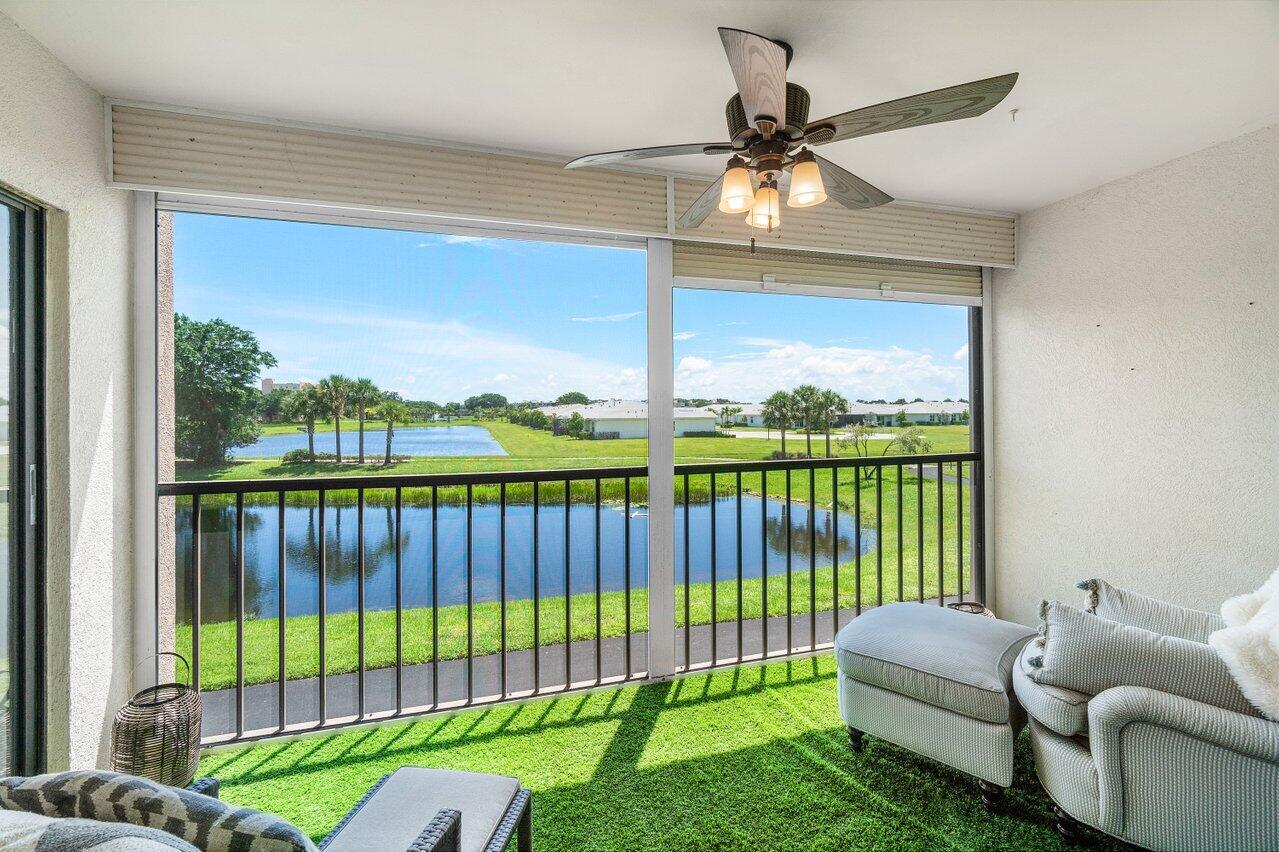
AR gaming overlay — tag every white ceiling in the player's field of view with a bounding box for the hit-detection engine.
[4,0,1278,213]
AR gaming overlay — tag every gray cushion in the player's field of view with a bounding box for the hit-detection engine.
[1078,578,1224,642]
[1013,643,1091,736]
[0,771,316,852]
[834,602,1036,724]
[1028,600,1257,717]
[323,767,519,852]
[0,809,200,851]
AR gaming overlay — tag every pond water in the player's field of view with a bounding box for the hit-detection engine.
[229,425,507,458]
[176,495,878,623]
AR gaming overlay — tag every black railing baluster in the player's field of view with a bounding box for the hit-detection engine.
[357,488,366,720]
[318,488,327,725]
[394,486,402,715]
[277,491,286,729]
[594,477,602,684]
[683,473,690,670]
[191,495,201,694]
[809,468,817,649]
[499,482,507,698]
[735,471,743,662]
[466,483,474,703]
[854,466,862,616]
[832,468,839,634]
[917,463,924,603]
[623,477,632,679]
[533,482,541,693]
[431,485,439,709]
[761,470,768,658]
[937,462,945,606]
[875,467,883,609]
[710,471,717,666]
[785,468,792,653]
[897,465,904,602]
[235,492,245,738]
[564,479,571,689]
[957,462,964,600]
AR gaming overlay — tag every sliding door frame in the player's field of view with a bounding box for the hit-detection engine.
[2,187,47,775]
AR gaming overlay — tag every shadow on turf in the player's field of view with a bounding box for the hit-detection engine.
[205,659,1122,850]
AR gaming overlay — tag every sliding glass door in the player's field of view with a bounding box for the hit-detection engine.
[1,189,45,774]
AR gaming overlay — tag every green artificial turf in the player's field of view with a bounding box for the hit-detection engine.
[201,656,1117,851]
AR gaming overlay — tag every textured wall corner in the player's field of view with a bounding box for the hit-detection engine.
[991,125,1279,625]
[0,12,133,769]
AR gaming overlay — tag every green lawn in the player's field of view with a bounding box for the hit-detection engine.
[199,657,1114,850]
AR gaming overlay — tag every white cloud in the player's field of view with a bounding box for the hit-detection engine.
[953,344,969,360]
[677,356,713,372]
[251,304,647,401]
[673,339,967,402]
[673,331,698,341]
[570,310,644,323]
[416,234,509,249]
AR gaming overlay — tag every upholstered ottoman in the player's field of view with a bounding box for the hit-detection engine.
[835,602,1036,808]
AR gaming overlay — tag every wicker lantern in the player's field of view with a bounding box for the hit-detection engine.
[947,600,996,618]
[111,653,201,787]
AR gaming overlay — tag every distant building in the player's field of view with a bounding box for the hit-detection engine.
[729,400,968,428]
[729,404,766,427]
[537,400,718,438]
[261,378,311,393]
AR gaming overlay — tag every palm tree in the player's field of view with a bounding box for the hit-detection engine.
[374,398,410,465]
[762,391,795,457]
[349,377,380,464]
[817,389,849,457]
[442,402,462,422]
[281,385,326,461]
[318,374,353,463]
[791,384,822,458]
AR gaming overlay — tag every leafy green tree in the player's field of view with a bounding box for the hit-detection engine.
[762,391,796,456]
[442,402,462,422]
[711,405,742,429]
[281,386,327,461]
[318,375,353,463]
[374,398,410,465]
[348,377,380,464]
[791,384,822,458]
[839,424,934,481]
[565,412,589,439]
[405,400,439,422]
[257,387,292,423]
[555,391,590,405]
[816,389,849,457]
[895,409,909,427]
[464,393,508,411]
[174,314,276,464]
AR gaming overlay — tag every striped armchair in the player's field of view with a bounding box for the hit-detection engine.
[1013,581,1279,851]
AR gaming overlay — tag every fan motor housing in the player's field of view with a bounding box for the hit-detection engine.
[726,83,811,143]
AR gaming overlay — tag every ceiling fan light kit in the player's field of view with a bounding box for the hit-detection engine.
[717,156,755,213]
[565,26,1018,234]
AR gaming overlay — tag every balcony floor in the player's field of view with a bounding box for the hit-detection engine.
[199,655,1115,850]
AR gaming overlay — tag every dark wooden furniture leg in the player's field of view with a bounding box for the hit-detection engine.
[1054,805,1083,845]
[979,780,1004,812]
[847,726,865,752]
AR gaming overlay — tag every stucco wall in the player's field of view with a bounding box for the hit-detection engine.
[991,125,1279,625]
[0,12,132,769]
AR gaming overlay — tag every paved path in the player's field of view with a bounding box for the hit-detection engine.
[201,596,965,739]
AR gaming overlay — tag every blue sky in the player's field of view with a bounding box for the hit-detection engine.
[172,212,970,403]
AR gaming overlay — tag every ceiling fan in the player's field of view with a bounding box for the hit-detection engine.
[564,27,1018,232]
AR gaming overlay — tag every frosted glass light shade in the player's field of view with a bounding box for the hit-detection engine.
[717,163,755,214]
[746,184,781,230]
[787,157,827,208]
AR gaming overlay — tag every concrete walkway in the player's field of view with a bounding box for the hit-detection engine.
[201,596,965,739]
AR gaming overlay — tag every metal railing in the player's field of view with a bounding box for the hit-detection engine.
[157,451,980,745]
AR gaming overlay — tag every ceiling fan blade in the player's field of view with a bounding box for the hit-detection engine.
[813,155,893,210]
[718,27,788,130]
[677,174,725,229]
[806,73,1018,144]
[564,143,734,170]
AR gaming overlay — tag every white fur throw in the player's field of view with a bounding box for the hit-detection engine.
[1209,568,1279,722]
